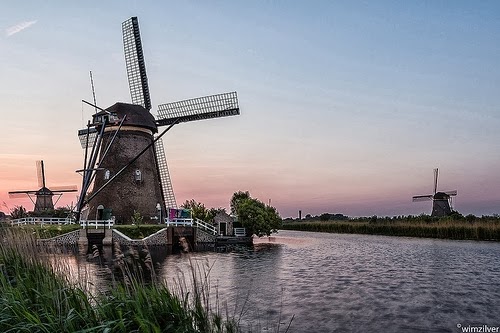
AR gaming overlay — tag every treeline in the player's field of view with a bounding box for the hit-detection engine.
[283,213,349,222]
[284,212,500,224]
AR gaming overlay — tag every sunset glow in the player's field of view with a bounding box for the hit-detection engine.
[1,2,499,218]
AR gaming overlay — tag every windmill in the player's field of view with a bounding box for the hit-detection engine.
[76,17,240,223]
[8,160,78,213]
[412,168,457,217]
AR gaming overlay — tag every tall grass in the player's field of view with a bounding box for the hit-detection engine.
[282,220,500,241]
[0,228,240,332]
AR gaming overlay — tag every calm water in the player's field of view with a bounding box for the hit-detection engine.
[65,231,500,332]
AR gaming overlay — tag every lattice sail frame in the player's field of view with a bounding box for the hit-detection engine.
[157,92,239,126]
[122,17,151,111]
[78,127,98,149]
[154,137,177,209]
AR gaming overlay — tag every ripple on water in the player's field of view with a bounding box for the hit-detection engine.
[57,231,500,332]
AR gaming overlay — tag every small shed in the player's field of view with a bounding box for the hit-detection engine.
[214,212,234,236]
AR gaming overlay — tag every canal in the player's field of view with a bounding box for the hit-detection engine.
[63,230,500,332]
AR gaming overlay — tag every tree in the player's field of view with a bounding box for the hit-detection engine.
[465,214,476,223]
[235,196,282,237]
[181,199,208,221]
[320,213,331,221]
[230,191,250,215]
[181,200,227,223]
[207,207,227,223]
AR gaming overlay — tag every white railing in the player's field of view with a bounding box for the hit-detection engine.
[195,218,217,235]
[165,218,193,226]
[163,217,217,235]
[10,217,76,226]
[80,218,114,229]
[234,228,247,237]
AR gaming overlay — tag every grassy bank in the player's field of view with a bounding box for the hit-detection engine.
[282,219,500,241]
[5,224,81,238]
[0,229,239,332]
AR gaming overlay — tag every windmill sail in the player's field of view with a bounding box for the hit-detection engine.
[122,16,151,111]
[157,92,239,126]
[37,160,45,187]
[412,195,433,202]
[155,137,177,209]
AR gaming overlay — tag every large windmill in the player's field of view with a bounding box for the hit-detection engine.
[9,160,78,213]
[76,17,239,223]
[412,168,457,217]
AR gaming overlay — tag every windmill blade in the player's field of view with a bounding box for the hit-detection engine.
[36,160,44,187]
[50,185,79,192]
[8,192,34,198]
[155,137,177,209]
[122,16,151,111]
[78,127,98,149]
[433,168,438,194]
[444,190,457,196]
[8,190,38,195]
[412,195,433,202]
[157,92,239,126]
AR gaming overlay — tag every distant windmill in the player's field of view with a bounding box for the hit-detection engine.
[76,17,240,223]
[412,168,457,217]
[8,160,78,213]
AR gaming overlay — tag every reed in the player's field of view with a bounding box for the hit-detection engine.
[282,219,500,241]
[0,228,240,332]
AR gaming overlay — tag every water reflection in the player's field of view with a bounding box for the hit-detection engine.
[52,231,500,333]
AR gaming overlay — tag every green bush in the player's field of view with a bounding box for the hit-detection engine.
[114,225,165,239]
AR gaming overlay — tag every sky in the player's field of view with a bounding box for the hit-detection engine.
[1,1,499,218]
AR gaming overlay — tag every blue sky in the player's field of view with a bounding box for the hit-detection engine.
[1,1,499,218]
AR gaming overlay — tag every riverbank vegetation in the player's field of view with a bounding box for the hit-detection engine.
[282,214,500,241]
[2,223,81,238]
[231,191,282,237]
[180,191,282,237]
[0,228,241,332]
